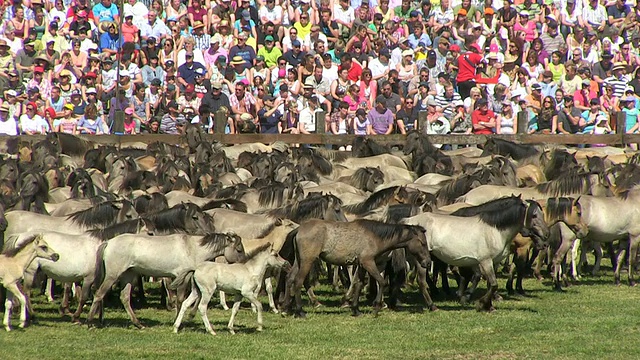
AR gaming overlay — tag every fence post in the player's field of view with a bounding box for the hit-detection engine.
[616,111,626,147]
[417,110,428,132]
[113,110,124,135]
[315,110,326,134]
[214,108,227,134]
[516,111,528,135]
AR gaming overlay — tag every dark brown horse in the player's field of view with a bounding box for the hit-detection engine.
[283,220,430,317]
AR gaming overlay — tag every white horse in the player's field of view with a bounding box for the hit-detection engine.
[1,234,59,331]
[86,232,246,329]
[171,243,290,335]
[402,196,549,311]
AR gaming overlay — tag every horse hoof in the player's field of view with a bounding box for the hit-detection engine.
[429,305,439,312]
[209,331,217,336]
[516,289,526,296]
[5,327,11,332]
[351,311,362,317]
[173,328,179,334]
[229,329,236,335]
[271,309,279,314]
[257,327,263,332]
[339,302,350,309]
[294,311,306,319]
[312,302,323,308]
[630,281,637,287]
[494,294,504,302]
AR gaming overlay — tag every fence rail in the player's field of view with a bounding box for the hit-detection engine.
[3,133,640,148]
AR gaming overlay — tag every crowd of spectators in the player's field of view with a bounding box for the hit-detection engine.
[0,0,639,141]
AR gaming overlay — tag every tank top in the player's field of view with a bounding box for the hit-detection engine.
[336,79,349,96]
[500,114,515,134]
[399,65,413,81]
[12,20,25,38]
[59,84,73,103]
[60,119,76,134]
[33,18,46,40]
[548,63,564,83]
[336,119,348,134]
[50,96,65,113]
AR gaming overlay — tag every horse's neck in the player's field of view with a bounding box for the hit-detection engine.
[243,252,271,280]
[12,242,39,271]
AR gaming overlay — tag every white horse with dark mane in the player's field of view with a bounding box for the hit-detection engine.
[171,243,290,335]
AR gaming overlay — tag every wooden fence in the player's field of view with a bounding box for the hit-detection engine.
[4,111,639,147]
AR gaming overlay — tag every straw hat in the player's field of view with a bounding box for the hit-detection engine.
[100,21,116,33]
[192,20,205,30]
[612,62,628,72]
[230,56,245,65]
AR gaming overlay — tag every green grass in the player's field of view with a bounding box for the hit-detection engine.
[1,264,639,360]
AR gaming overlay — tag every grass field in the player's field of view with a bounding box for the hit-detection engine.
[2,263,640,360]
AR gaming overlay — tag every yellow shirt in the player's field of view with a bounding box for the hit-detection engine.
[294,21,312,42]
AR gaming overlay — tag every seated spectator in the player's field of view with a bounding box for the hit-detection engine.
[367,97,394,135]
[557,97,583,134]
[20,101,49,134]
[471,98,496,134]
[530,96,557,134]
[0,102,18,135]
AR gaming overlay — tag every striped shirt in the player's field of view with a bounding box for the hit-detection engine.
[604,75,629,98]
[193,34,211,52]
[435,92,462,121]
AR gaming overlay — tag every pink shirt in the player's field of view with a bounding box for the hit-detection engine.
[514,21,537,42]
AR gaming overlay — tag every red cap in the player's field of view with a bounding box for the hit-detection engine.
[449,44,460,52]
[85,71,97,78]
[469,43,482,53]
[34,66,44,73]
[28,101,38,109]
[76,10,87,17]
[45,107,56,118]
[185,83,195,93]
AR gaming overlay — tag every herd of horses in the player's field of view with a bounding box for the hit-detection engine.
[1,129,639,334]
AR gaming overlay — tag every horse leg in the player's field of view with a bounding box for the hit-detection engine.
[349,267,366,317]
[515,242,531,295]
[245,292,264,332]
[505,255,516,295]
[72,279,93,323]
[160,278,175,311]
[60,282,72,315]
[415,260,438,311]
[532,248,545,281]
[219,291,229,310]
[264,277,278,314]
[614,242,627,286]
[3,290,12,331]
[476,260,498,312]
[134,275,147,308]
[118,272,144,329]
[571,239,582,280]
[289,259,315,318]
[628,235,640,286]
[607,242,618,271]
[552,234,574,292]
[228,294,243,335]
[340,266,358,307]
[360,259,388,317]
[45,278,55,303]
[592,243,603,276]
[87,273,120,327]
[173,286,199,333]
[22,267,37,320]
[198,283,217,335]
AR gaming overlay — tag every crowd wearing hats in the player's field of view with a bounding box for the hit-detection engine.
[1,0,640,140]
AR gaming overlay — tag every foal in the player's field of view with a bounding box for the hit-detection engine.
[172,243,290,335]
[1,234,59,331]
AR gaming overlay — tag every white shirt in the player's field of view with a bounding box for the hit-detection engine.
[333,4,355,24]
[19,114,49,134]
[259,5,284,23]
[0,117,18,135]
[298,107,319,133]
[368,58,390,79]
[303,33,328,51]
[124,2,149,29]
[582,4,607,26]
[322,64,339,84]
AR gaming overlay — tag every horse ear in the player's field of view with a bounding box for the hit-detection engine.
[573,196,581,205]
[586,155,591,160]
[275,218,283,226]
[516,194,522,200]
[112,201,124,210]
[603,155,608,160]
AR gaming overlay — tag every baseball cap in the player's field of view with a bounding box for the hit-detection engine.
[531,83,542,90]
[185,84,196,93]
[125,107,134,115]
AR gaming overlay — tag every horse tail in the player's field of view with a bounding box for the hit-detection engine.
[280,228,299,264]
[169,270,195,291]
[92,242,109,292]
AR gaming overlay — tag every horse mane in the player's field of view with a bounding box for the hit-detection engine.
[145,204,189,232]
[451,196,526,230]
[87,218,144,241]
[240,242,272,263]
[68,200,130,228]
[545,197,575,222]
[354,220,419,242]
[2,234,40,257]
[50,132,94,157]
[199,233,232,253]
[202,198,248,213]
[300,149,333,175]
[257,183,288,207]
[435,173,484,206]
[543,149,580,181]
[217,183,250,199]
[343,186,401,215]
[313,147,351,163]
[268,194,339,222]
[384,204,422,223]
[351,167,382,191]
[535,171,592,197]
[483,138,540,161]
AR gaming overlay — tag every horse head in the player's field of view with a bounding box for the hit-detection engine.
[0,158,18,184]
[184,204,216,235]
[403,131,421,155]
[35,235,60,262]
[223,232,246,263]
[522,200,551,248]
[405,225,430,269]
[326,194,347,222]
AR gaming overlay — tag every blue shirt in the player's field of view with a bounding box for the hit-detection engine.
[177,62,206,84]
[92,3,119,22]
[408,33,432,49]
[99,32,123,53]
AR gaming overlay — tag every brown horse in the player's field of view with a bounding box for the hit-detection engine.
[283,219,430,317]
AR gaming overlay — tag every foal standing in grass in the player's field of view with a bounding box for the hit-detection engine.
[171,243,290,335]
[1,234,59,331]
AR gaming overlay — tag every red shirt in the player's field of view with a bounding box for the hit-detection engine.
[471,109,495,135]
[457,52,483,82]
[343,62,363,82]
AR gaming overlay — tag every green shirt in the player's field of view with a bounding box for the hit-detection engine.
[257,46,283,69]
